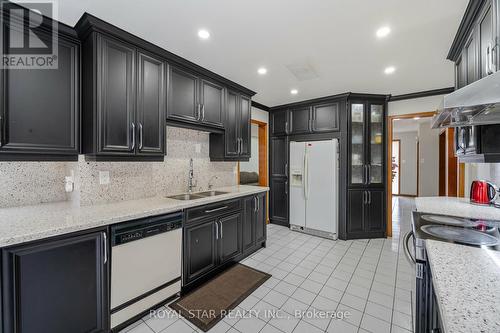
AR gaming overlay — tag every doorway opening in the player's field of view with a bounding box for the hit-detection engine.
[238,119,269,222]
[392,140,401,195]
[386,111,437,237]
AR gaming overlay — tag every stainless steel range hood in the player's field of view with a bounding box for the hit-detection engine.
[431,70,500,128]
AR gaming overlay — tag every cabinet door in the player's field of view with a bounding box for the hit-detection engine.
[312,102,339,132]
[184,220,217,284]
[271,109,289,136]
[255,193,267,243]
[1,232,107,333]
[200,79,224,128]
[349,103,366,185]
[97,35,136,154]
[225,90,240,157]
[239,95,251,158]
[455,54,467,89]
[479,2,495,78]
[136,52,166,156]
[465,32,478,85]
[367,103,384,185]
[167,66,199,123]
[270,136,288,177]
[347,190,365,234]
[0,27,79,157]
[270,178,288,225]
[289,107,311,134]
[365,189,385,233]
[219,213,243,264]
[242,196,256,253]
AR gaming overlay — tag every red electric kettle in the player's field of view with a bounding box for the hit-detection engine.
[470,180,499,205]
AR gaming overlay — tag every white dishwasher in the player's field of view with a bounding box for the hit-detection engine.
[110,212,183,330]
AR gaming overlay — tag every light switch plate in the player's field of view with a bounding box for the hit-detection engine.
[99,171,110,185]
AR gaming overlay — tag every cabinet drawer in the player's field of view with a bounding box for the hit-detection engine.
[186,199,241,223]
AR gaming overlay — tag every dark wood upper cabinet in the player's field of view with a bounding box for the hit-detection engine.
[239,95,251,159]
[200,79,224,128]
[209,91,251,161]
[79,29,166,161]
[312,102,339,132]
[167,68,225,130]
[271,109,289,136]
[137,51,167,156]
[97,35,136,154]
[0,17,80,161]
[289,107,311,134]
[449,0,499,88]
[167,66,199,123]
[1,231,108,333]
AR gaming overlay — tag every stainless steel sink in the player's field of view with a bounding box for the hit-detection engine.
[195,190,229,197]
[167,193,204,201]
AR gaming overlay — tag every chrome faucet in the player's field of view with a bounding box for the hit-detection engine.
[188,158,197,193]
[208,175,218,190]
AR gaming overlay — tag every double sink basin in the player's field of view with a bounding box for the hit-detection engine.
[168,190,228,201]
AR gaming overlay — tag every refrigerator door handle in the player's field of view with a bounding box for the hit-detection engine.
[304,149,310,200]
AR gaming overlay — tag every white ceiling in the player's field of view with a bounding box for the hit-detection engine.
[51,0,468,107]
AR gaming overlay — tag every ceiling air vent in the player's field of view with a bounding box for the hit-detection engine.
[286,61,319,81]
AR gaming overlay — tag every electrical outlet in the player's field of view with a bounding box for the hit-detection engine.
[99,171,110,185]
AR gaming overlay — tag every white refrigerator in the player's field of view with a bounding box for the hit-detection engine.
[289,139,339,239]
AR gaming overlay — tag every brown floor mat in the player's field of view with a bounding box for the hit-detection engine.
[169,264,271,332]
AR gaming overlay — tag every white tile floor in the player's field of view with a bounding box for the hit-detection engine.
[121,197,416,333]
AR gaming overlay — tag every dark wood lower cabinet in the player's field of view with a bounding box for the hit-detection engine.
[347,188,385,239]
[270,178,289,226]
[1,231,108,333]
[183,194,267,290]
[218,213,243,264]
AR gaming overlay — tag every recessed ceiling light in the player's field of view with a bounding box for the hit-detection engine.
[384,66,396,75]
[290,89,298,95]
[257,67,267,75]
[198,29,210,40]
[414,117,421,120]
[376,26,391,38]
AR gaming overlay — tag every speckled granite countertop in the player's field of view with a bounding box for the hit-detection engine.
[426,240,500,333]
[416,196,500,220]
[0,185,268,248]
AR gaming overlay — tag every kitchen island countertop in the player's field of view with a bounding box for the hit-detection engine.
[416,196,500,220]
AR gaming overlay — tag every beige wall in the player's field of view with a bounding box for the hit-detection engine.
[394,131,418,195]
[388,95,444,116]
[418,122,440,196]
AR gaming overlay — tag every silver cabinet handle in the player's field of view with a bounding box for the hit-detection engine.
[102,232,108,264]
[215,221,219,240]
[205,206,229,213]
[257,196,260,212]
[202,104,205,121]
[219,221,223,239]
[196,104,201,121]
[403,231,416,264]
[285,181,288,195]
[367,165,371,184]
[364,165,368,185]
[285,121,289,134]
[131,123,136,150]
[363,191,367,204]
[254,196,258,213]
[236,138,240,154]
[487,43,495,75]
[368,191,371,204]
[138,123,143,150]
[285,163,288,177]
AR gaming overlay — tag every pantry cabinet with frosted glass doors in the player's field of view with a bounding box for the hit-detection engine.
[347,97,387,239]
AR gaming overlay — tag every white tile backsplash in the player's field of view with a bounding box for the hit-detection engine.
[0,127,237,208]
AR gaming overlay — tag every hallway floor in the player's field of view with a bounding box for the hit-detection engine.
[121,197,416,333]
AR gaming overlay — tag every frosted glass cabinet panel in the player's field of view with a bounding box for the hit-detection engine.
[369,104,384,185]
[350,104,365,184]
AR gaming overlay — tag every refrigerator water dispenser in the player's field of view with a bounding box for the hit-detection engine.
[291,170,303,186]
